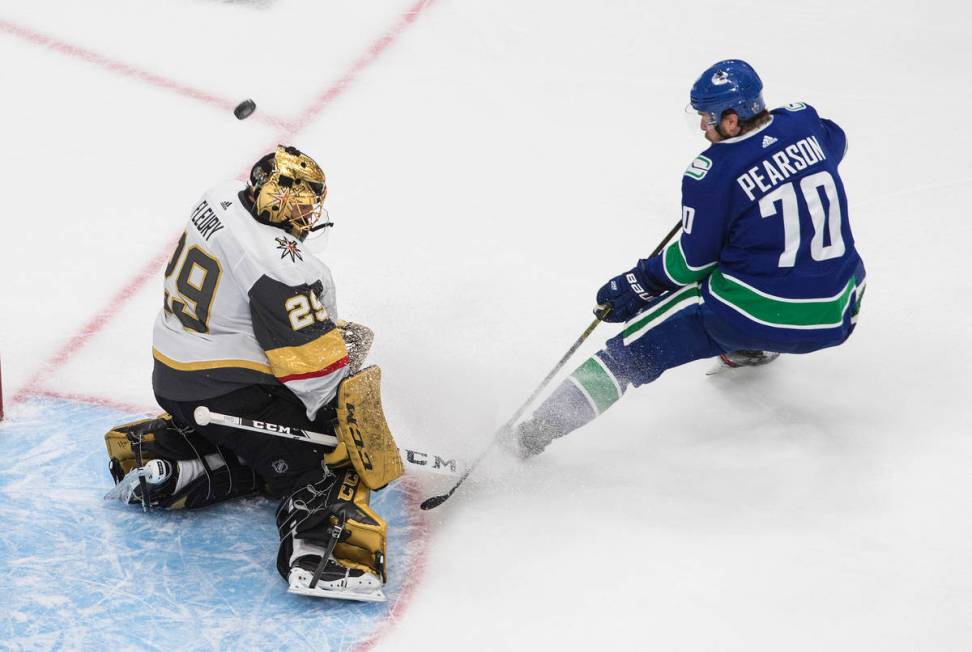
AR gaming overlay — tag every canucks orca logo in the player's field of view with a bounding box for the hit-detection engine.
[684,155,713,181]
[711,70,730,85]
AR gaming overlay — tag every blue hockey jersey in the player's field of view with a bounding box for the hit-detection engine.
[644,103,866,352]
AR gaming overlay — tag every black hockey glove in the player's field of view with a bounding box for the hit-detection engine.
[595,261,664,323]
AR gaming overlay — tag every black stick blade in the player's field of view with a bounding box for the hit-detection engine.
[420,494,449,510]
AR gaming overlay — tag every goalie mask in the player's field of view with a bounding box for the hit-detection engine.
[248,145,332,242]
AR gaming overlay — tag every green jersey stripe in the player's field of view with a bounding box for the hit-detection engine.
[622,295,701,345]
[621,284,701,342]
[708,271,858,329]
[662,240,717,286]
[570,356,621,414]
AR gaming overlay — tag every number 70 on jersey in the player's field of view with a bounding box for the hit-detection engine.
[681,169,846,268]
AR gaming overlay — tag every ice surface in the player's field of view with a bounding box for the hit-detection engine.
[0,398,425,650]
[2,0,972,650]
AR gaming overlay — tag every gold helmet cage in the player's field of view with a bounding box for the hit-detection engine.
[248,145,329,241]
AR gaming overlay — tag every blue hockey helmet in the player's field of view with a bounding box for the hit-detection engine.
[689,59,765,126]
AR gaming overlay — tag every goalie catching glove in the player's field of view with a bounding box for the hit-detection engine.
[337,320,374,375]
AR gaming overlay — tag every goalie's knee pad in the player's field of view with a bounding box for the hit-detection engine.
[275,466,388,585]
[105,416,261,510]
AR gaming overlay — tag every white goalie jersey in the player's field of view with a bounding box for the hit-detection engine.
[152,181,349,420]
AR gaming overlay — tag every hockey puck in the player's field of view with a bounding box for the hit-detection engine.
[234,99,256,120]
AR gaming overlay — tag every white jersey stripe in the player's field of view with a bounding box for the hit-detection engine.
[567,376,601,417]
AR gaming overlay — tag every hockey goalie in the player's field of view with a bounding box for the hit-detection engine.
[105,146,402,603]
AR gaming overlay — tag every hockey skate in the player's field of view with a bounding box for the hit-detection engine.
[511,418,564,459]
[707,349,781,375]
[287,556,386,602]
[104,458,177,508]
[276,469,390,603]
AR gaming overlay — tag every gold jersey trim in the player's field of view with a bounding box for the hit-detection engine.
[265,329,349,378]
[152,347,273,375]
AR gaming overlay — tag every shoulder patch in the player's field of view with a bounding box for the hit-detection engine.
[274,236,303,263]
[684,155,713,181]
[784,102,807,112]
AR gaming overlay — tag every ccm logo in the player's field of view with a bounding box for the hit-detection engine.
[338,471,360,501]
[253,420,293,435]
[345,403,374,470]
[405,450,457,472]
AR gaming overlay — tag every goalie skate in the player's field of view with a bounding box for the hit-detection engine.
[287,557,386,603]
[104,458,176,507]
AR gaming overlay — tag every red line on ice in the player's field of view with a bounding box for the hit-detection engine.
[352,478,432,652]
[281,0,436,141]
[0,19,290,130]
[9,0,436,401]
[11,244,176,404]
[13,387,434,651]
[24,388,156,415]
[241,0,437,177]
[8,4,438,647]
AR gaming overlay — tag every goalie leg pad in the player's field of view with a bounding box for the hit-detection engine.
[105,415,261,510]
[276,466,389,590]
[157,451,261,510]
[105,416,167,483]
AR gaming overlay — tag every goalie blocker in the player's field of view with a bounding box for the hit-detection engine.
[105,366,405,602]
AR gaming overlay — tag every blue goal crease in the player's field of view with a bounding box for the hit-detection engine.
[0,397,416,651]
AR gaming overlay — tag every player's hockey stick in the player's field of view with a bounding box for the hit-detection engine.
[419,219,683,511]
[419,315,604,509]
[193,407,464,478]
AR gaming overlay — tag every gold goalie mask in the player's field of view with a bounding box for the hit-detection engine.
[248,145,332,241]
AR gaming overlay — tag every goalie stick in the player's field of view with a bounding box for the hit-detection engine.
[193,407,463,478]
[419,219,683,510]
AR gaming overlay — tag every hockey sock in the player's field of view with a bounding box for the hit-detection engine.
[532,380,597,438]
[515,353,629,457]
[562,353,626,419]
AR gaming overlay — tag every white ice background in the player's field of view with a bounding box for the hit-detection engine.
[1,0,971,650]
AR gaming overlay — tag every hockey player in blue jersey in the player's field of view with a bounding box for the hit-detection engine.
[514,59,866,457]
